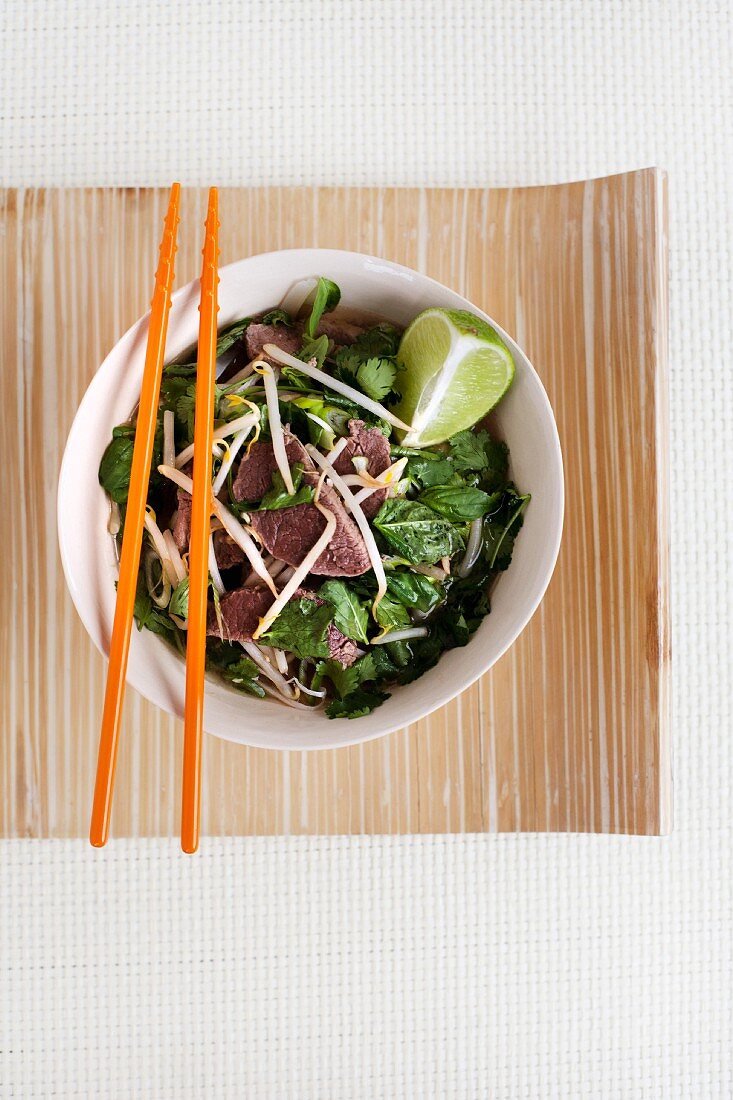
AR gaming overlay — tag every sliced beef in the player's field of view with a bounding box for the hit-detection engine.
[316,316,365,346]
[207,586,273,645]
[244,323,301,362]
[326,624,359,667]
[333,419,391,518]
[172,462,193,551]
[231,434,311,502]
[249,477,371,577]
[207,585,357,665]
[213,529,245,570]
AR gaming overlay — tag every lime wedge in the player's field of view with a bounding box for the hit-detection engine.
[392,308,515,446]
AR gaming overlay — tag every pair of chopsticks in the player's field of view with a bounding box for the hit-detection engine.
[90,183,219,854]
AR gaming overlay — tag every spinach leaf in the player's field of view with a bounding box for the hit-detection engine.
[98,428,134,503]
[326,687,390,719]
[386,570,443,613]
[259,464,315,510]
[373,499,464,564]
[318,580,370,644]
[304,277,341,338]
[420,485,499,522]
[260,598,335,659]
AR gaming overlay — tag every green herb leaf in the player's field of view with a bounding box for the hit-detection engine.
[260,598,335,660]
[168,576,189,619]
[259,464,315,510]
[374,594,411,632]
[373,499,464,564]
[299,333,330,368]
[304,277,341,338]
[220,656,266,697]
[385,571,442,613]
[318,580,370,644]
[420,485,499,522]
[407,455,457,489]
[216,317,253,357]
[483,491,531,570]
[98,432,134,503]
[325,687,391,719]
[353,357,398,401]
[312,659,360,700]
[261,308,294,328]
[449,429,509,488]
[351,323,401,359]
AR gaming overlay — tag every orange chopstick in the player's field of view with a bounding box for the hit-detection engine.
[90,183,181,847]
[180,188,219,854]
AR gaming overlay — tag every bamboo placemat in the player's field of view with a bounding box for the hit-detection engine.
[0,171,670,837]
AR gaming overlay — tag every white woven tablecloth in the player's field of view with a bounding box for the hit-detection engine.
[2,2,732,1096]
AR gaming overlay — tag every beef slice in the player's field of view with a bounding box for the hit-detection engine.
[231,435,311,502]
[333,419,391,518]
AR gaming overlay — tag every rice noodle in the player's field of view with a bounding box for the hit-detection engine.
[413,562,448,581]
[457,517,483,578]
[441,555,452,574]
[163,409,175,468]
[157,464,277,595]
[143,509,178,586]
[277,566,296,585]
[175,412,258,469]
[252,495,337,639]
[264,344,413,432]
[208,535,226,596]
[244,555,289,587]
[240,640,295,697]
[162,530,187,583]
[254,360,295,494]
[371,626,429,645]
[304,445,387,614]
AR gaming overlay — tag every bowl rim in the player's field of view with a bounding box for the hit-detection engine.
[58,246,564,750]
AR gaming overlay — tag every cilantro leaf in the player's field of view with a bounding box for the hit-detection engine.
[318,580,370,644]
[220,657,266,697]
[420,485,500,523]
[304,277,341,338]
[449,429,509,488]
[350,323,401,358]
[407,455,457,489]
[312,659,360,700]
[260,598,335,660]
[325,687,390,719]
[354,357,398,401]
[373,499,464,564]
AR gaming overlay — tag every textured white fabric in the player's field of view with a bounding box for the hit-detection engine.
[2,1,732,1097]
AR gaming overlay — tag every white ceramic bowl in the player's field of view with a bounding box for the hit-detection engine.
[58,249,563,750]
